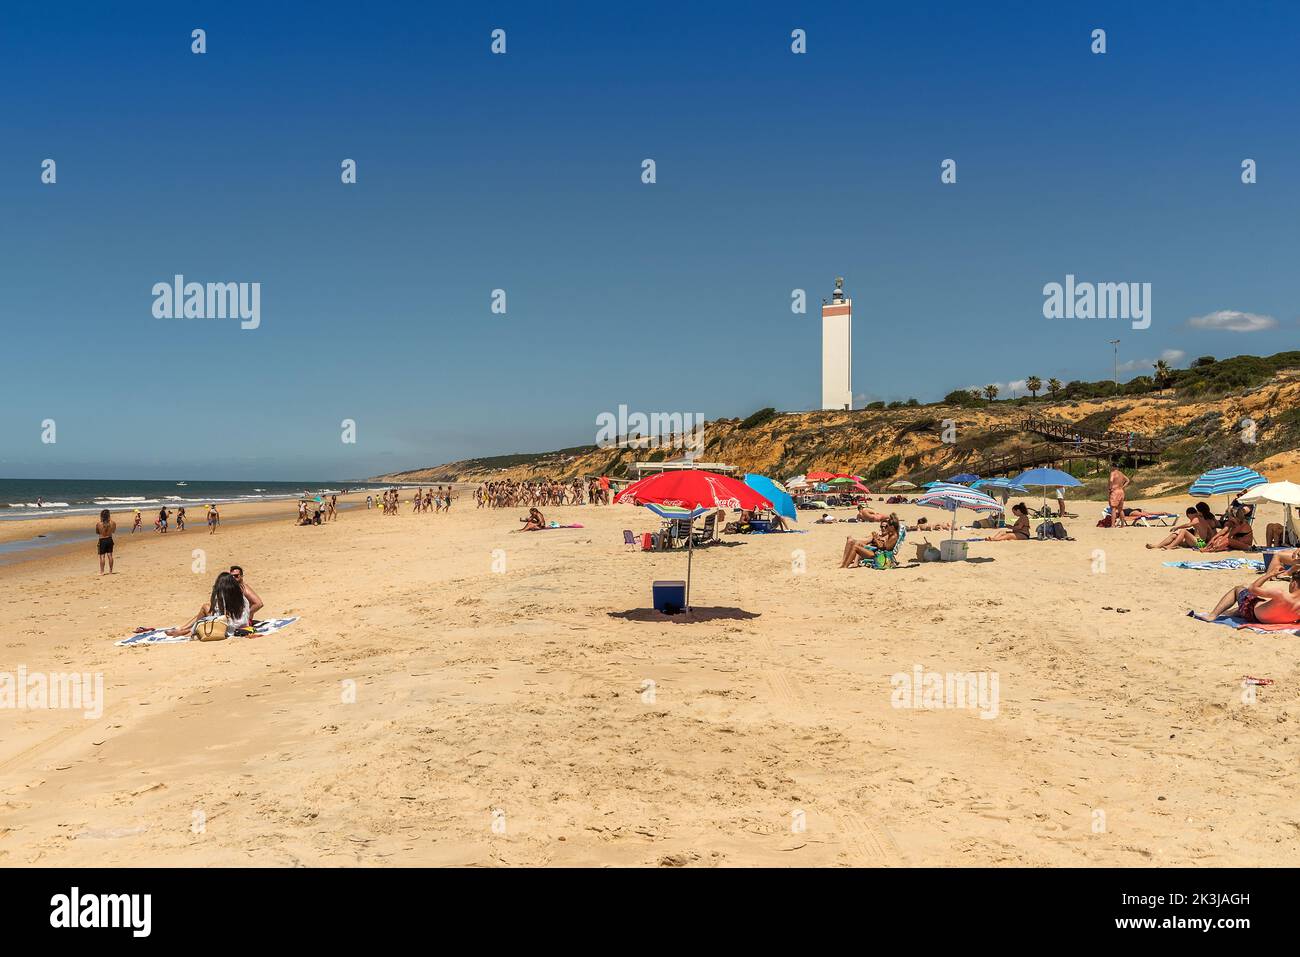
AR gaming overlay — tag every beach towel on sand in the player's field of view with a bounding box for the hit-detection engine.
[1163,558,1265,572]
[1188,611,1300,636]
[116,616,300,647]
[538,523,584,529]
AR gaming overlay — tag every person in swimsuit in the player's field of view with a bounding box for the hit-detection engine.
[95,509,117,575]
[208,504,220,534]
[516,507,546,531]
[1107,464,1130,526]
[985,502,1030,541]
[1201,566,1300,624]
[131,509,142,533]
[840,515,901,567]
[1146,507,1217,550]
[1202,507,1253,553]
[176,506,186,531]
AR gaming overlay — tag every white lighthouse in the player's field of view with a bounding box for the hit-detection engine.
[821,277,852,410]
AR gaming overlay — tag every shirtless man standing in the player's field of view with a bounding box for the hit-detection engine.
[1108,462,1131,526]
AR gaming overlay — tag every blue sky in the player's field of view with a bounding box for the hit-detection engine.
[2,1,1297,479]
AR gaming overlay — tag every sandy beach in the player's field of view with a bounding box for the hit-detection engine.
[2,492,1297,867]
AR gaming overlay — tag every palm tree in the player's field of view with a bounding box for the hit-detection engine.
[1026,375,1042,398]
[1153,359,1171,391]
[983,384,999,404]
[1047,377,1062,399]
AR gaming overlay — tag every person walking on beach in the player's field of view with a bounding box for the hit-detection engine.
[131,509,142,533]
[176,506,186,531]
[207,504,220,534]
[1108,463,1130,526]
[95,509,117,575]
[158,506,169,533]
[1055,486,1066,517]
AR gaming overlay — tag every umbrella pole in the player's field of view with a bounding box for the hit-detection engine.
[686,519,694,611]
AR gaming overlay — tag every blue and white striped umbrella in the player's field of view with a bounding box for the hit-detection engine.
[915,487,1004,541]
[1189,466,1267,497]
[922,481,968,490]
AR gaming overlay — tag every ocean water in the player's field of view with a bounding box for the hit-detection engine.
[0,478,394,520]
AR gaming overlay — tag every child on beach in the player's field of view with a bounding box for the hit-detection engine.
[131,509,142,533]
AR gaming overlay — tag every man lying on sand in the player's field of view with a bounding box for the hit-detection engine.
[856,504,889,523]
[908,516,953,532]
[1200,565,1300,625]
[985,503,1030,541]
[1146,506,1218,550]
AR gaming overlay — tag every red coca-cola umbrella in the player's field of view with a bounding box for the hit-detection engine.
[615,470,771,611]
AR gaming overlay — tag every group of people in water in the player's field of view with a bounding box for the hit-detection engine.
[477,478,612,509]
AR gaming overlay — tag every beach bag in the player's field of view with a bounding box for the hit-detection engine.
[1096,516,1113,528]
[194,616,229,642]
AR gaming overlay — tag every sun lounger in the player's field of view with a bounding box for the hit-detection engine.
[1102,506,1176,526]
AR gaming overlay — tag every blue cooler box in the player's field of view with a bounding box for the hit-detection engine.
[653,580,687,614]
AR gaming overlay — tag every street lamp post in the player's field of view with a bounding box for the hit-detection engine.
[1108,338,1120,393]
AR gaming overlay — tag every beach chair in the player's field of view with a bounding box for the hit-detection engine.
[861,523,907,569]
[623,529,637,549]
[691,513,719,546]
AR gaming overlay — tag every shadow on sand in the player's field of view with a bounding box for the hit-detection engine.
[608,606,761,623]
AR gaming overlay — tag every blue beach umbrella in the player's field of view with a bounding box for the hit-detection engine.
[1189,466,1267,497]
[946,473,980,484]
[743,474,797,520]
[1012,468,1082,488]
[972,477,1029,494]
[915,486,1005,541]
[1012,467,1083,514]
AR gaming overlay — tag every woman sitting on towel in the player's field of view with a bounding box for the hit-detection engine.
[839,514,900,568]
[984,503,1030,541]
[162,571,251,637]
[1146,506,1217,550]
[1200,565,1300,624]
[517,507,546,531]
[1201,507,1254,553]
